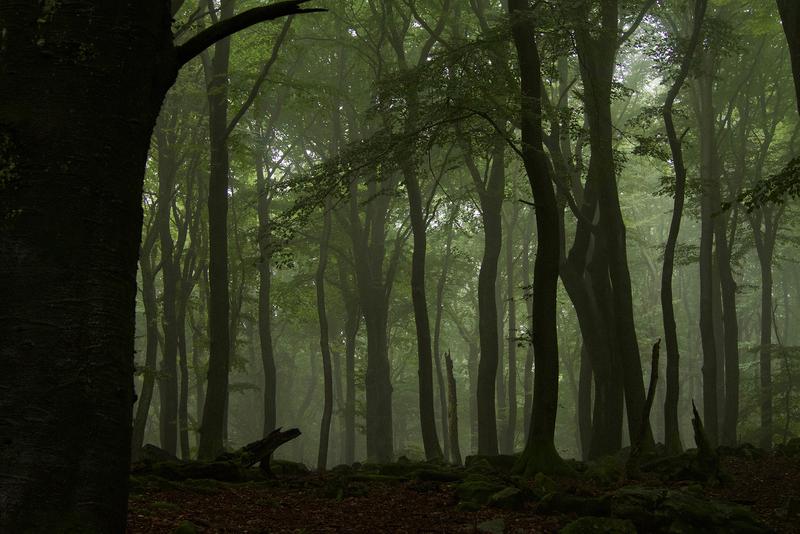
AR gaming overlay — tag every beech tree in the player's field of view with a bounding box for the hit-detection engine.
[0,1,321,530]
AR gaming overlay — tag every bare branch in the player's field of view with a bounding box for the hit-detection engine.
[619,0,657,45]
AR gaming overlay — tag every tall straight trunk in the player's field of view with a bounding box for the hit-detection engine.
[521,212,535,440]
[256,150,277,436]
[495,277,507,446]
[574,0,653,451]
[198,0,236,460]
[348,175,397,462]
[503,199,519,453]
[177,306,191,458]
[339,263,360,464]
[510,0,565,475]
[696,52,720,446]
[132,245,161,459]
[434,203,459,461]
[472,138,505,456]
[316,202,333,470]
[577,346,593,460]
[445,352,463,465]
[402,151,443,461]
[661,0,707,455]
[716,222,739,446]
[155,122,179,456]
[753,210,780,449]
[758,252,773,449]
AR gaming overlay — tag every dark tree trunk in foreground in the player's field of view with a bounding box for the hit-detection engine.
[661,0,707,455]
[0,1,320,530]
[503,197,519,454]
[509,0,565,476]
[777,0,800,116]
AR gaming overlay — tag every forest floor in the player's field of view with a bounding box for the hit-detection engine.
[127,447,800,533]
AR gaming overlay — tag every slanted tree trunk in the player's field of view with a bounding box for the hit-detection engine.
[777,0,800,116]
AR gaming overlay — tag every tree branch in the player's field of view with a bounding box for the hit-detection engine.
[619,0,657,45]
[175,0,325,68]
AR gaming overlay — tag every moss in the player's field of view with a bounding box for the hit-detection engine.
[560,517,636,534]
[514,440,572,478]
[454,475,506,507]
[172,520,199,534]
[487,486,526,510]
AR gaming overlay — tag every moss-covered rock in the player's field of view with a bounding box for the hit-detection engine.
[584,455,625,485]
[538,492,609,516]
[560,516,636,533]
[172,520,199,534]
[269,459,309,476]
[532,472,557,497]
[464,454,517,474]
[488,486,526,510]
[476,517,505,533]
[454,475,507,507]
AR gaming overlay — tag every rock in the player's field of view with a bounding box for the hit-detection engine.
[560,516,636,533]
[538,492,608,516]
[787,496,800,520]
[413,468,464,482]
[604,485,771,533]
[488,486,525,510]
[269,459,309,476]
[465,454,516,473]
[532,472,557,496]
[584,455,625,485]
[476,518,505,533]
[138,444,181,464]
[776,437,800,457]
[454,475,506,507]
[172,521,199,534]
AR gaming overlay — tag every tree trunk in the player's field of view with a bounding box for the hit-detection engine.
[155,120,180,456]
[132,239,162,459]
[316,201,333,470]
[475,138,505,456]
[434,203,459,462]
[777,0,800,116]
[0,5,176,530]
[695,51,720,446]
[503,196,519,454]
[256,150,277,437]
[661,0,707,455]
[198,0,236,460]
[509,0,565,475]
[445,352,463,466]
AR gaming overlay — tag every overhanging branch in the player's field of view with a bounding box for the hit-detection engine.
[175,0,325,68]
